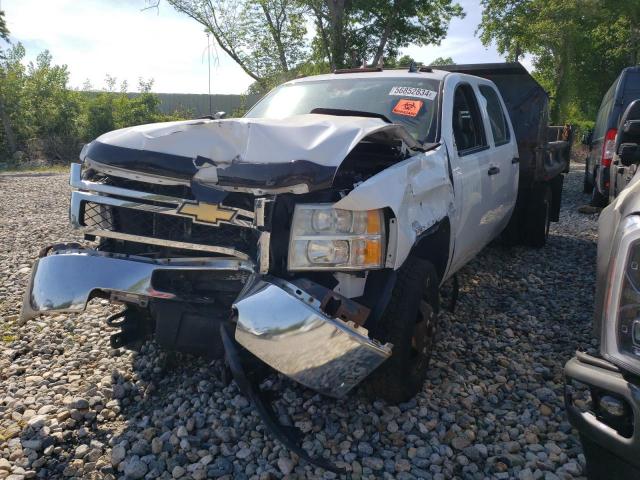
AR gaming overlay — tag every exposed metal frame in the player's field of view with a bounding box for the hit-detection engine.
[81,229,251,260]
[84,157,191,187]
[69,163,269,262]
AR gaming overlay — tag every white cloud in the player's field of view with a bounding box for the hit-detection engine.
[3,0,254,93]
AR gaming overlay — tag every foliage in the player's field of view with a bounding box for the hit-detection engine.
[0,10,9,43]
[168,0,464,76]
[0,44,187,164]
[478,0,640,128]
[167,0,307,88]
[347,0,464,66]
[430,56,454,66]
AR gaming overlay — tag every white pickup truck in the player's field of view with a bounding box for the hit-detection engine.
[22,63,570,408]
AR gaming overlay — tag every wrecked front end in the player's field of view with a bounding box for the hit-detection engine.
[22,115,442,400]
[23,159,395,398]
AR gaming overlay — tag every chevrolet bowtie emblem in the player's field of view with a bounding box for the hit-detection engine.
[177,202,236,225]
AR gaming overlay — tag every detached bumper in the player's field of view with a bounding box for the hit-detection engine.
[234,277,391,398]
[565,353,640,477]
[21,245,390,397]
[21,246,254,321]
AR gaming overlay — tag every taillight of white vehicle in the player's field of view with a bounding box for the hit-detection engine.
[601,128,618,167]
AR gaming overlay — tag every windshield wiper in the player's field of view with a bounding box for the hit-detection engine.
[310,107,392,123]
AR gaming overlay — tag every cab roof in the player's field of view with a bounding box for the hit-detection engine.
[287,68,450,85]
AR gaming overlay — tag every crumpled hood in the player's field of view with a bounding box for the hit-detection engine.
[82,114,418,193]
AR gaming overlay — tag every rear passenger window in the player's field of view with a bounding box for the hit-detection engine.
[453,84,487,154]
[479,85,510,146]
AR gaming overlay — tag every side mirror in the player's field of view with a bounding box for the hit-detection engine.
[199,111,227,120]
[619,143,640,167]
[581,130,593,146]
[621,119,640,138]
[616,100,640,149]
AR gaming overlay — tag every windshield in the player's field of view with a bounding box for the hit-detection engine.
[245,77,441,143]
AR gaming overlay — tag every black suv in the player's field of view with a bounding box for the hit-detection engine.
[584,66,640,206]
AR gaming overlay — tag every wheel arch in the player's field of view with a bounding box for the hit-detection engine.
[408,217,451,281]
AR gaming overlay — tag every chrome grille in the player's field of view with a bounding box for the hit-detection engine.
[69,163,266,264]
[82,201,259,257]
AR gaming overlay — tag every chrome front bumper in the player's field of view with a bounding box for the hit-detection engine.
[22,247,391,397]
[21,247,254,321]
[234,277,392,397]
[565,353,640,471]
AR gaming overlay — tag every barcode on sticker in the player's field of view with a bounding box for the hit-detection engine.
[389,86,437,100]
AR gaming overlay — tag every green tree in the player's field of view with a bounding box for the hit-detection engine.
[0,44,27,157]
[306,0,463,69]
[430,56,454,65]
[168,0,307,87]
[350,0,464,67]
[23,51,81,138]
[478,0,640,125]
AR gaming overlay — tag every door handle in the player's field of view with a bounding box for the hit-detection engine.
[512,157,520,164]
[488,166,500,176]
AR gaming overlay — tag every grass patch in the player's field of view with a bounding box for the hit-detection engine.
[0,163,70,174]
[1,334,17,343]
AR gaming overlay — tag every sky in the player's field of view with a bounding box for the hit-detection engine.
[1,0,529,95]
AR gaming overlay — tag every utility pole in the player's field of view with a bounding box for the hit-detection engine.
[207,32,212,115]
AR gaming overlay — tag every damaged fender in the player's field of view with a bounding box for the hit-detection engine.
[334,146,454,269]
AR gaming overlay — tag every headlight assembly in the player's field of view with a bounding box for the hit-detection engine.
[603,215,640,375]
[288,204,385,271]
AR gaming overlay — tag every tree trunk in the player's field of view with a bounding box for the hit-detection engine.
[372,18,393,66]
[327,0,347,69]
[551,46,569,123]
[308,3,333,68]
[261,4,289,72]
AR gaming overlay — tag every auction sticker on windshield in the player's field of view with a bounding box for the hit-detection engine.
[392,99,423,117]
[389,86,437,100]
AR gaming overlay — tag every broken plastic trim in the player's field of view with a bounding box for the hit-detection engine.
[220,323,346,474]
[202,159,336,194]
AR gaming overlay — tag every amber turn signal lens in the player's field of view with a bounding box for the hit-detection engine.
[363,239,382,265]
[367,209,382,234]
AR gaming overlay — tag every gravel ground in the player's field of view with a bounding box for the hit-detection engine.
[0,163,599,480]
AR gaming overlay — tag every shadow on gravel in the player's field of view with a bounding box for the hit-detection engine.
[3,166,596,480]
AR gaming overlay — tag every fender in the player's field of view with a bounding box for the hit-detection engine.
[334,145,455,270]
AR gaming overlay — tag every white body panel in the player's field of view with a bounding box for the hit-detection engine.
[441,74,520,273]
[338,73,519,281]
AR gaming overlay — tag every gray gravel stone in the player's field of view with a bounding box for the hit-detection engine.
[0,163,596,478]
[124,457,148,479]
[277,457,294,475]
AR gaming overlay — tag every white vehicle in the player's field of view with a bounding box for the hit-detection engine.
[21,62,571,469]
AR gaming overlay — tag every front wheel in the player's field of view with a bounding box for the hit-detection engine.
[583,161,594,194]
[359,257,439,404]
[590,184,608,208]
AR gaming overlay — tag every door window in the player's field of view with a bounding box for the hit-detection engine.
[452,84,487,155]
[479,85,510,146]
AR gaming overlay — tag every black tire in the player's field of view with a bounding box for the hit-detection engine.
[583,161,594,194]
[359,257,439,404]
[590,184,608,208]
[580,434,640,480]
[524,184,551,248]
